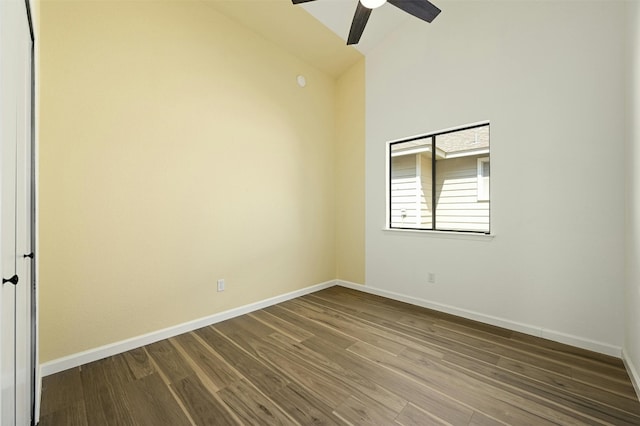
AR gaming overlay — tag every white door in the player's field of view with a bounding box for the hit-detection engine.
[0,0,33,424]
[15,28,33,426]
[0,6,19,420]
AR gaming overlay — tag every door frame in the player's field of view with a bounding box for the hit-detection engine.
[23,0,36,424]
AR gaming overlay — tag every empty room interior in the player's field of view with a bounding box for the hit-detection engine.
[2,0,640,424]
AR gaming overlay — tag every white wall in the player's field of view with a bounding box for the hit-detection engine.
[366,1,627,355]
[625,0,640,394]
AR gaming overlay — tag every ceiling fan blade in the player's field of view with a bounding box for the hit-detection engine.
[292,0,316,4]
[387,0,441,23]
[347,2,373,45]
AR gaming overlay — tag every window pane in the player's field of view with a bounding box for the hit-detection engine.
[482,161,490,177]
[390,137,432,229]
[435,126,489,232]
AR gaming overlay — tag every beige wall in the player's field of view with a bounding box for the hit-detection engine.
[39,1,359,362]
[335,59,365,285]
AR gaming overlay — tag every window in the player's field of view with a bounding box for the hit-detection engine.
[389,123,490,233]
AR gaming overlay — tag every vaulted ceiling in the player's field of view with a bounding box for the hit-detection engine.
[205,0,417,77]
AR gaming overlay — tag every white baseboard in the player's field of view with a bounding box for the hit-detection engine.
[336,280,622,358]
[334,279,365,288]
[41,278,625,378]
[40,280,337,377]
[622,349,640,401]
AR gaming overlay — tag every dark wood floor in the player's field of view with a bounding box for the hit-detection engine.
[39,286,640,425]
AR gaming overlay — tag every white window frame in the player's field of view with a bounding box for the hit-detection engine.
[387,121,491,235]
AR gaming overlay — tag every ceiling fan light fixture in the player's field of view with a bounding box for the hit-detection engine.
[360,0,386,10]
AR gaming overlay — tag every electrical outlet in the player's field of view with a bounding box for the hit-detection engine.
[427,273,436,284]
[217,279,225,292]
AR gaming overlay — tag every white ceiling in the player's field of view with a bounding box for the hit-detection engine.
[204,0,425,77]
[300,0,412,54]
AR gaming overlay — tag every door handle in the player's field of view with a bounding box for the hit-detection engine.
[3,275,19,285]
[23,252,33,259]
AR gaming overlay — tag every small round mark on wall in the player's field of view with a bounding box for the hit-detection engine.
[296,75,307,88]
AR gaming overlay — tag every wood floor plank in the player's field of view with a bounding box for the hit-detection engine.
[266,332,408,414]
[304,291,412,324]
[172,332,241,390]
[303,294,472,361]
[215,318,355,410]
[40,368,85,417]
[38,402,88,426]
[350,340,582,426]
[39,286,640,426]
[302,336,476,425]
[571,368,638,397]
[421,313,634,400]
[443,351,640,425]
[249,309,314,342]
[394,402,450,426]
[121,347,155,380]
[399,345,604,426]
[333,395,400,425]
[248,337,352,409]
[145,339,193,385]
[495,356,640,413]
[195,325,290,396]
[214,314,280,358]
[311,301,502,366]
[431,319,632,385]
[217,378,297,425]
[264,304,356,349]
[268,382,344,426]
[79,358,136,426]
[468,411,509,426]
[310,286,468,328]
[286,298,408,355]
[123,373,192,426]
[398,315,577,376]
[510,332,626,368]
[171,374,240,425]
[310,290,502,351]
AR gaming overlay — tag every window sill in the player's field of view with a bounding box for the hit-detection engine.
[383,227,494,241]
